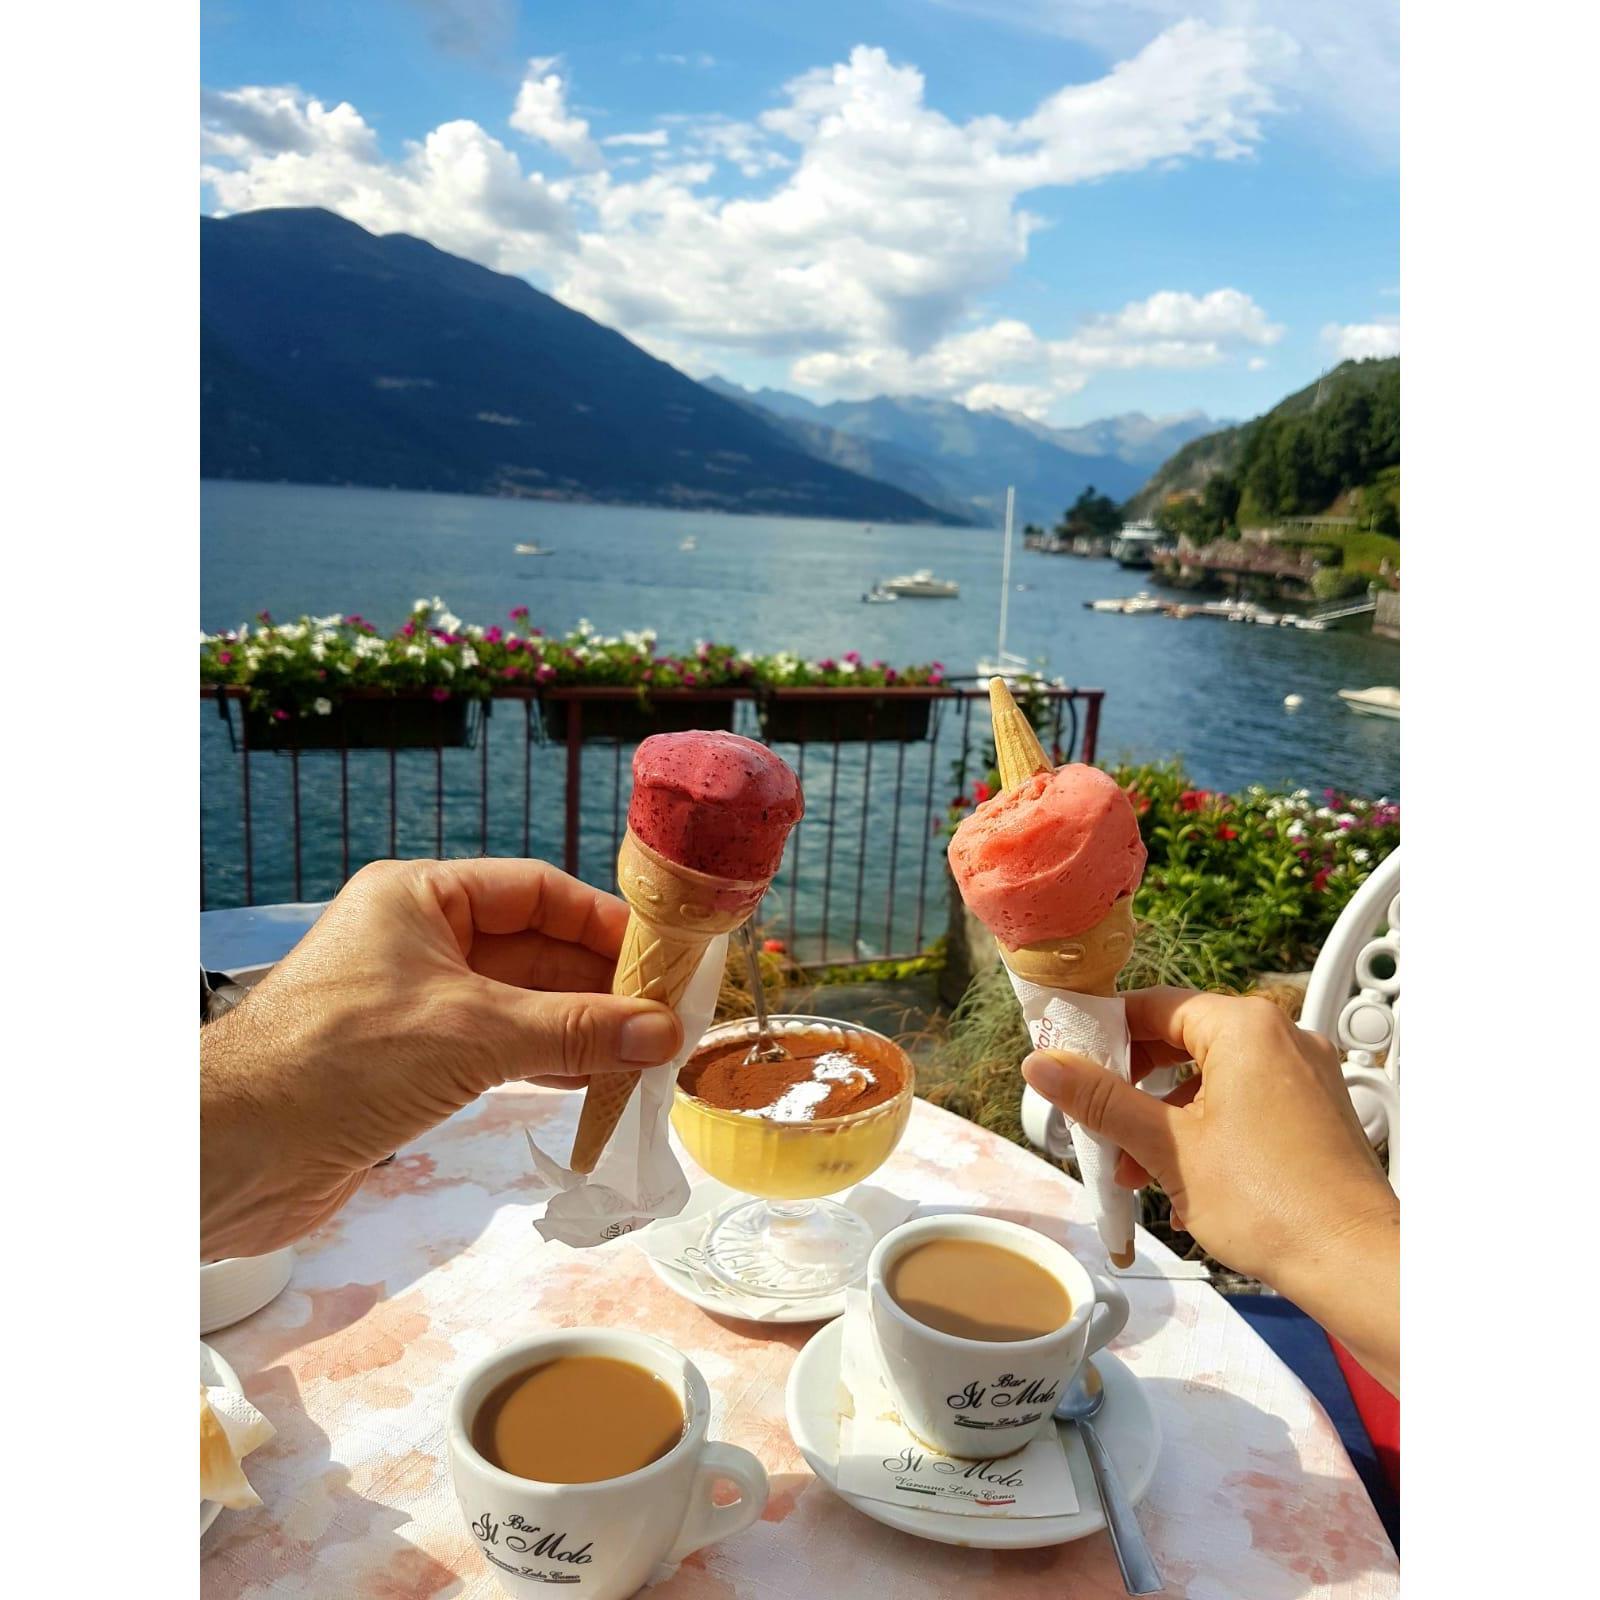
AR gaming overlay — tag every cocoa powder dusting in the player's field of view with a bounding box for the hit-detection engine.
[680,1034,904,1122]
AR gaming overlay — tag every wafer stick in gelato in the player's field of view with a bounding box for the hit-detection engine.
[569,730,803,1174]
[948,679,1147,1265]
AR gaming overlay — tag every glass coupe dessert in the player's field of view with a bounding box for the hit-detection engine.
[672,1016,913,1298]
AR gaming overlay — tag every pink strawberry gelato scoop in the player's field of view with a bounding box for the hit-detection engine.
[947,764,1146,948]
[629,730,803,882]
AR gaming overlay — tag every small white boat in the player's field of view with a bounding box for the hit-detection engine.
[513,542,553,556]
[1338,686,1401,720]
[679,535,698,551]
[1089,598,1126,613]
[1294,616,1331,631]
[862,584,898,604]
[1122,592,1163,615]
[882,568,960,598]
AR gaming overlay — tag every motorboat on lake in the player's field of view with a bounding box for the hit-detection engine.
[1338,686,1401,720]
[882,568,960,598]
[513,542,553,556]
[678,535,698,551]
[862,584,898,604]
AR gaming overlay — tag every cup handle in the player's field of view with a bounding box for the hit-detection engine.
[667,1442,769,1563]
[1086,1272,1130,1358]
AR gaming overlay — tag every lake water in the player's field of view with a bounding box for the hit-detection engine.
[201,481,1399,943]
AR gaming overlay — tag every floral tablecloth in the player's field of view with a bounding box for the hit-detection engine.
[202,1089,1399,1599]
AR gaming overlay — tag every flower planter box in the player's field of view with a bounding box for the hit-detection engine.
[759,692,933,744]
[538,696,736,742]
[242,697,474,751]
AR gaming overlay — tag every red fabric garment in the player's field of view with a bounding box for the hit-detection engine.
[1329,1337,1400,1493]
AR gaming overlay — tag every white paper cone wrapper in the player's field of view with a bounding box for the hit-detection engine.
[526,934,729,1248]
[1004,968,1136,1264]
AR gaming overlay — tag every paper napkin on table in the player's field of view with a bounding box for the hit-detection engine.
[201,1383,275,1510]
[635,1182,915,1322]
[836,1289,1078,1517]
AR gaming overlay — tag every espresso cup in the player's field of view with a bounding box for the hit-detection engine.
[448,1328,769,1599]
[867,1213,1131,1459]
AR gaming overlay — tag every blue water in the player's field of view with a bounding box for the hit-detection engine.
[201,481,1399,945]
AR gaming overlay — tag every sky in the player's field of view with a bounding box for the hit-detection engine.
[200,0,1398,428]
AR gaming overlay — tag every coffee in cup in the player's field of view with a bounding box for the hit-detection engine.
[471,1355,685,1484]
[450,1329,768,1600]
[868,1214,1130,1459]
[887,1237,1073,1342]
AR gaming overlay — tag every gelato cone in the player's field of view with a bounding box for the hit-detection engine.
[948,679,1146,1266]
[570,732,803,1175]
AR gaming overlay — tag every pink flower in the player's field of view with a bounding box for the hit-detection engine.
[216,651,233,665]
[683,670,699,687]
[884,667,897,684]
[400,621,416,638]
[535,665,557,684]
[818,657,837,672]
[510,605,530,621]
[871,659,884,669]
[642,669,654,683]
[484,626,503,644]
[505,637,523,653]
[529,627,543,638]
[843,650,861,665]
[931,661,944,671]
[258,610,273,624]
[929,668,944,685]
[431,687,451,703]
[501,665,521,679]
[272,708,289,721]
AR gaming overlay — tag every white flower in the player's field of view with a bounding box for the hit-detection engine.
[413,598,431,614]
[313,697,333,716]
[1285,820,1305,839]
[1351,847,1371,863]
[1314,806,1334,820]
[1337,812,1357,827]
[839,658,858,675]
[334,659,351,674]
[465,624,484,640]
[406,644,426,661]
[440,659,456,677]
[237,623,250,641]
[313,614,343,628]
[310,643,326,662]
[459,646,479,669]
[438,611,463,635]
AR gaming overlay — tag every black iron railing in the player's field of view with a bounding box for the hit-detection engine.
[199,683,1105,965]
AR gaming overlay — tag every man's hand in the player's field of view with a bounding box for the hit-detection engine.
[1022,988,1399,1392]
[201,859,683,1260]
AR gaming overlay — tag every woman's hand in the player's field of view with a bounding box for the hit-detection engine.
[201,858,683,1260]
[1022,987,1399,1392]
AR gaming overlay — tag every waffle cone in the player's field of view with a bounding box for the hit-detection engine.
[569,831,767,1174]
[988,676,1051,790]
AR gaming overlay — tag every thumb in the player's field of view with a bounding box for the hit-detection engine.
[473,982,685,1085]
[1022,1049,1177,1182]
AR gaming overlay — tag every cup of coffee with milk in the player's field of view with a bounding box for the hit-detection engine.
[867,1213,1130,1459]
[449,1328,769,1599]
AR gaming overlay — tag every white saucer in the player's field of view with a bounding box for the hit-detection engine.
[201,1341,244,1538]
[201,1246,294,1334]
[644,1245,848,1325]
[785,1317,1160,1549]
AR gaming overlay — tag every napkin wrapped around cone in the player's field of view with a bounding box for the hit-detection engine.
[948,681,1146,1266]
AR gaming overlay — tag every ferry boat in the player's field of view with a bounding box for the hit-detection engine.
[1111,520,1164,568]
[882,568,960,598]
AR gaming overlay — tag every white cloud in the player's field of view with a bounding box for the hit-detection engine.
[932,0,1395,163]
[509,57,602,170]
[658,52,717,69]
[202,25,1291,416]
[1322,319,1400,360]
[601,130,669,148]
[1247,356,1269,371]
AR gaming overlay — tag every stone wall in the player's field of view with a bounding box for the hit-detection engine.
[1373,588,1400,639]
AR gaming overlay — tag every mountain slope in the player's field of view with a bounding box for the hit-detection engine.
[702,379,1182,528]
[1125,358,1399,521]
[200,208,961,522]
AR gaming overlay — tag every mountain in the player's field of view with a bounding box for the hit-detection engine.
[700,379,1202,529]
[201,208,962,523]
[1125,359,1400,523]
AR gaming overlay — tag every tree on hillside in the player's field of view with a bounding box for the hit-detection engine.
[1057,486,1122,541]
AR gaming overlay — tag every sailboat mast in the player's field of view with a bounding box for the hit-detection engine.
[997,485,1015,664]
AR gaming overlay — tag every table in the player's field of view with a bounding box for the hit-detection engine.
[202,1090,1399,1599]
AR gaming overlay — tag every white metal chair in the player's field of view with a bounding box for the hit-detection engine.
[1019,849,1400,1189]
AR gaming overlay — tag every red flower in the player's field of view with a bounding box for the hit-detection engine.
[1122,787,1150,816]
[1177,789,1212,813]
[431,687,451,703]
[1312,866,1331,891]
[972,780,992,804]
[761,938,787,954]
[1217,824,1238,841]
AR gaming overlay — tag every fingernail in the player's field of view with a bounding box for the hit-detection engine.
[618,1010,682,1063]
